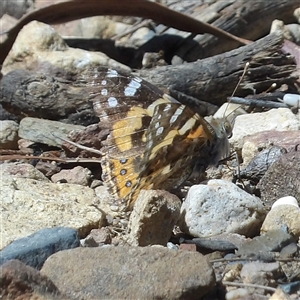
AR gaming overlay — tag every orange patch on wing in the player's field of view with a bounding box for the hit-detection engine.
[109,157,140,200]
[187,125,206,139]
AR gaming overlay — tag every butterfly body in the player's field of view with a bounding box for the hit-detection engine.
[89,67,231,208]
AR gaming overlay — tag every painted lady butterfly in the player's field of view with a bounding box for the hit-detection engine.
[89,67,231,209]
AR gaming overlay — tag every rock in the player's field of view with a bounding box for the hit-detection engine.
[230,109,300,150]
[280,242,298,258]
[269,288,292,300]
[126,190,181,246]
[181,236,237,252]
[41,246,215,299]
[236,228,295,258]
[0,162,49,181]
[239,145,287,182]
[0,227,80,269]
[0,120,19,149]
[0,14,18,41]
[0,259,67,300]
[280,258,300,282]
[280,281,300,294]
[257,150,300,207]
[240,261,282,287]
[179,179,266,238]
[35,160,62,178]
[242,130,300,165]
[51,166,92,186]
[2,21,131,75]
[18,117,85,148]
[62,123,104,158]
[225,288,250,300]
[261,200,300,240]
[1,0,34,18]
[272,196,299,208]
[1,173,104,249]
[94,185,132,228]
[81,227,112,247]
[179,243,197,252]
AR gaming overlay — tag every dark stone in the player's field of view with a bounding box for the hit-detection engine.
[0,227,80,270]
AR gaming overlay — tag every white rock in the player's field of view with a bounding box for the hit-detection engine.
[230,108,300,150]
[179,179,266,237]
[3,21,130,75]
[272,196,299,209]
[0,120,19,149]
[261,203,300,239]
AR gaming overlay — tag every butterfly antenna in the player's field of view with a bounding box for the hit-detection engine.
[223,62,250,121]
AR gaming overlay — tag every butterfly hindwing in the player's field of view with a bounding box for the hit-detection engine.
[127,101,216,202]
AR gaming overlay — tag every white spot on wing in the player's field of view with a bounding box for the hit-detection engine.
[179,116,197,135]
[107,69,118,78]
[134,76,143,82]
[101,80,107,85]
[124,79,141,96]
[108,97,118,107]
[101,89,108,96]
[156,127,164,136]
[155,122,160,129]
[163,104,172,111]
[170,106,184,123]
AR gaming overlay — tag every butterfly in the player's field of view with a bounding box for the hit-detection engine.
[88,67,231,209]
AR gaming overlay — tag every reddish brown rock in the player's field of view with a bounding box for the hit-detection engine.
[41,246,215,300]
[0,259,67,300]
[242,130,300,165]
[257,150,300,208]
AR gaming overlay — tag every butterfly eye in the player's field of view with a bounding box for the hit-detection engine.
[223,120,233,138]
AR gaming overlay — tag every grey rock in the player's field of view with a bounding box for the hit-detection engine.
[0,120,19,149]
[0,227,80,269]
[239,145,287,182]
[181,237,237,251]
[19,117,85,147]
[41,246,215,299]
[236,228,295,258]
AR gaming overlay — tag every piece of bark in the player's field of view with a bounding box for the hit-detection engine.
[158,0,300,62]
[0,69,98,125]
[137,33,297,106]
[0,33,296,122]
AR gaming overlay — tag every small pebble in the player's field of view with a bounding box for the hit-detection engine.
[272,196,299,209]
